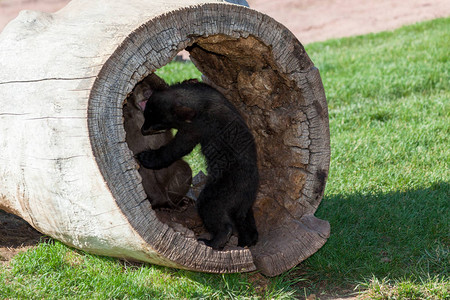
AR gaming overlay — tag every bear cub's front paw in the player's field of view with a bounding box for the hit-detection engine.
[135,150,159,169]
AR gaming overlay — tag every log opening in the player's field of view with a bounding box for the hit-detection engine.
[0,0,329,277]
[89,4,330,276]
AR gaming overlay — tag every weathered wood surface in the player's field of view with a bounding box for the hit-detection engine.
[0,0,330,276]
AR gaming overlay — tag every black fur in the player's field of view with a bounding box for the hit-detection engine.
[136,82,259,249]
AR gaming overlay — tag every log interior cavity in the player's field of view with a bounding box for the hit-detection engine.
[188,35,311,230]
[122,31,329,271]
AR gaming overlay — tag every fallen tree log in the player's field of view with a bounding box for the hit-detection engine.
[0,0,330,276]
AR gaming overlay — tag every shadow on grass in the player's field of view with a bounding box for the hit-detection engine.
[0,210,43,248]
[294,181,449,289]
[0,209,44,263]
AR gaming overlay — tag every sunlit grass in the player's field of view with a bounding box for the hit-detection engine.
[299,17,449,298]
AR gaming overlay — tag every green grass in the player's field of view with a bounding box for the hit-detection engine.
[298,17,449,298]
[0,240,285,299]
[0,240,298,299]
[357,276,449,300]
[1,17,449,299]
[155,60,203,85]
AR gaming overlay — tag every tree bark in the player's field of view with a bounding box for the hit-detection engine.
[0,0,330,276]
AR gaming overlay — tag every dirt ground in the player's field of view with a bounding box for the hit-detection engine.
[1,0,449,41]
[0,0,449,296]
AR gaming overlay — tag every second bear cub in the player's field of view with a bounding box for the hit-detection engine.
[136,81,259,250]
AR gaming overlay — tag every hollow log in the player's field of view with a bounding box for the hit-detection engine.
[0,0,330,276]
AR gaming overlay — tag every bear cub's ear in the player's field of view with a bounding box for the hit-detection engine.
[173,105,196,123]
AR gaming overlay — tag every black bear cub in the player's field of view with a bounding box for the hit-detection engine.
[136,81,259,250]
